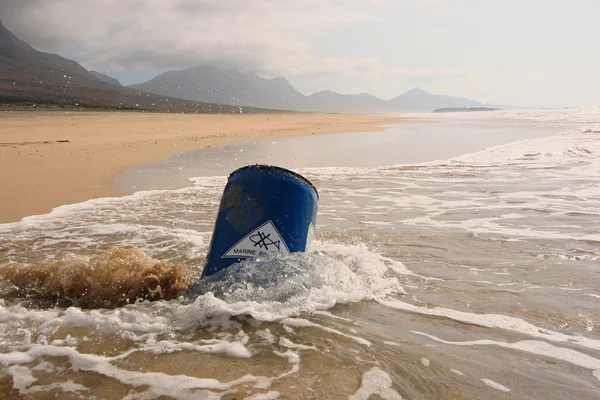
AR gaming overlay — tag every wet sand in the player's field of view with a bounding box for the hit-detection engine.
[0,111,407,223]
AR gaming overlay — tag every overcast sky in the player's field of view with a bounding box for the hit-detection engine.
[2,0,599,107]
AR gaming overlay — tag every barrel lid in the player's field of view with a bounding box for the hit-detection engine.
[229,164,319,198]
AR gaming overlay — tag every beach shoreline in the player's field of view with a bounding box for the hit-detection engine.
[0,111,414,223]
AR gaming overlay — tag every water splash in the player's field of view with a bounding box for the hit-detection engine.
[0,248,192,308]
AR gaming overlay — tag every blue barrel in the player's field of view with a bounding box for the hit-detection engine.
[201,165,318,278]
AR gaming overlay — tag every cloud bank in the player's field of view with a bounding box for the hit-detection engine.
[1,0,466,82]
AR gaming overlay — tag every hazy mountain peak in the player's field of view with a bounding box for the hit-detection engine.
[389,86,483,111]
[183,64,219,73]
[129,64,309,111]
[0,20,35,53]
[311,89,336,95]
[406,87,429,95]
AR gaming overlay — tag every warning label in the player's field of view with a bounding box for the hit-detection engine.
[222,220,290,259]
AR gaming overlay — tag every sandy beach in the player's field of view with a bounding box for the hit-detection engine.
[0,111,406,223]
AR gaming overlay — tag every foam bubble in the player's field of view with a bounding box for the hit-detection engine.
[279,337,317,351]
[246,391,281,400]
[256,329,277,343]
[349,368,403,400]
[481,378,511,392]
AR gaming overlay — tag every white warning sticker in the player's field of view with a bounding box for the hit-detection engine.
[222,220,290,259]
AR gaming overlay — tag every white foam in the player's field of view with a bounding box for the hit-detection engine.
[0,303,60,324]
[481,378,511,392]
[450,369,465,376]
[0,187,191,231]
[496,108,600,124]
[379,299,600,351]
[349,368,403,400]
[0,344,291,399]
[421,357,430,367]
[412,331,600,381]
[281,318,371,346]
[256,329,277,343]
[429,107,600,124]
[0,238,399,395]
[283,326,294,334]
[301,124,600,244]
[279,337,317,351]
[7,366,37,394]
[272,350,301,379]
[450,126,600,167]
[142,338,251,358]
[7,364,89,396]
[31,360,57,373]
[312,310,355,322]
[183,241,404,321]
[273,349,300,364]
[246,391,280,400]
[60,307,172,334]
[0,238,405,359]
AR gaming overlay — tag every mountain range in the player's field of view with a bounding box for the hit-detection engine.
[130,64,506,113]
[1,20,510,113]
[0,21,274,113]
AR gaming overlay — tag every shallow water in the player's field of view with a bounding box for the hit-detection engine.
[115,115,565,192]
[1,109,600,399]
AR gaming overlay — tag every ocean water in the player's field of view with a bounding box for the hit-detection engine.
[1,109,599,399]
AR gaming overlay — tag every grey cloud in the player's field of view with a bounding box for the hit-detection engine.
[173,0,257,15]
[1,0,468,85]
[0,0,64,51]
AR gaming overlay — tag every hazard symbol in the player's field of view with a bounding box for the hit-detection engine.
[222,220,290,258]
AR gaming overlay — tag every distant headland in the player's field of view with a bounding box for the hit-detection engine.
[433,107,501,113]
